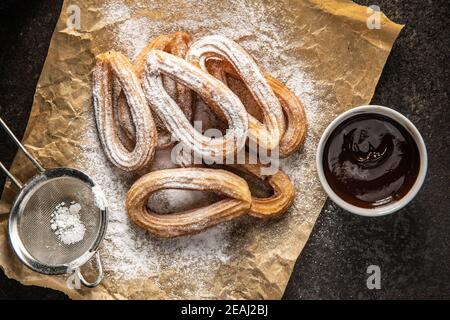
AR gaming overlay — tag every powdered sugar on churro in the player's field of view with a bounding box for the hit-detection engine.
[83,0,326,298]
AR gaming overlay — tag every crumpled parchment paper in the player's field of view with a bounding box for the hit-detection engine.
[0,0,402,299]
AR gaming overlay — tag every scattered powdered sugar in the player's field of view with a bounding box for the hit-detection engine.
[78,123,159,279]
[147,189,222,214]
[101,0,131,25]
[92,185,107,210]
[85,0,330,297]
[51,201,86,245]
[115,18,153,60]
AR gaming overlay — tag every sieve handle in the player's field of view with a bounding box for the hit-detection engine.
[0,117,45,173]
[76,251,104,288]
[0,161,23,188]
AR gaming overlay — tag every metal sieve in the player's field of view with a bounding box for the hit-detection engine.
[0,117,108,288]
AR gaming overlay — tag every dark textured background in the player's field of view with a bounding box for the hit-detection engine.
[0,0,449,300]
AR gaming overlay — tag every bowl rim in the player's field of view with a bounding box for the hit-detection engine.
[316,105,428,216]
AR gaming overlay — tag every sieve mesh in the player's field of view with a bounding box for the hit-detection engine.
[18,176,102,266]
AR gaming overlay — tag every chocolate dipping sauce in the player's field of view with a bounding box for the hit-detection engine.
[322,113,420,208]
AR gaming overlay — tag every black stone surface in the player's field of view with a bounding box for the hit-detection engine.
[0,0,448,300]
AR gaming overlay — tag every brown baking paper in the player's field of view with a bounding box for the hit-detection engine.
[0,0,402,299]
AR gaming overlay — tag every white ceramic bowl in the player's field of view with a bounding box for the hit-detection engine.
[316,105,427,216]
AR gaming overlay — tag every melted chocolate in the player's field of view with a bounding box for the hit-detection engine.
[323,113,420,208]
